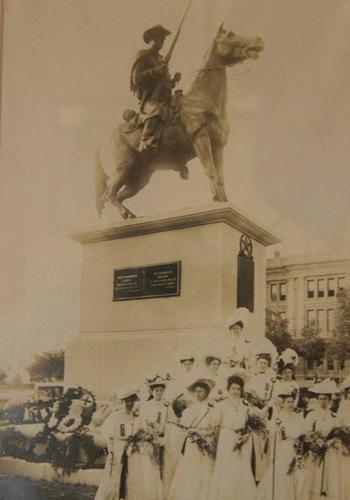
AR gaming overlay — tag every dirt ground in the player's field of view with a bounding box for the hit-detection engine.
[0,476,97,500]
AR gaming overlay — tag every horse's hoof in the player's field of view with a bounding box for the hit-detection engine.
[213,195,228,203]
[180,165,189,180]
[121,209,136,219]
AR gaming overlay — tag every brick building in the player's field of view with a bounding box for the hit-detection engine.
[266,251,350,377]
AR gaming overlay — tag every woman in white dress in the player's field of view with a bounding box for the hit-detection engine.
[95,385,139,500]
[337,375,350,500]
[247,353,276,482]
[209,372,257,500]
[272,353,300,407]
[202,353,226,402]
[128,376,176,500]
[224,308,277,370]
[168,378,215,500]
[248,354,276,402]
[166,351,196,415]
[305,379,341,500]
[257,391,307,500]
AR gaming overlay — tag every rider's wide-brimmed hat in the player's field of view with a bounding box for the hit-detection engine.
[309,378,339,395]
[143,25,171,44]
[117,384,139,401]
[224,307,250,330]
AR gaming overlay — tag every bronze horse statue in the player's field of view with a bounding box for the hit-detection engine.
[96,25,264,219]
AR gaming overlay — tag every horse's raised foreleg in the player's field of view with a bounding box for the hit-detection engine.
[213,145,228,202]
[112,172,152,219]
[103,170,127,204]
[193,134,222,202]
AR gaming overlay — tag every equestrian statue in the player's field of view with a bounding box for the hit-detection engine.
[95,15,264,219]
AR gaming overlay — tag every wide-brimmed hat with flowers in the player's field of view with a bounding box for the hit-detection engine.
[275,387,298,399]
[117,384,139,401]
[309,378,339,395]
[278,348,299,368]
[175,351,195,363]
[202,351,223,365]
[187,377,215,393]
[146,374,171,390]
[224,307,250,330]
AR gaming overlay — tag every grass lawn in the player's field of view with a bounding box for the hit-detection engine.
[0,476,97,500]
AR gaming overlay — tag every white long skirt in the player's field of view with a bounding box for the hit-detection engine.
[95,442,126,500]
[168,438,214,500]
[339,453,350,500]
[257,436,308,500]
[127,444,163,500]
[209,428,257,500]
[309,448,341,500]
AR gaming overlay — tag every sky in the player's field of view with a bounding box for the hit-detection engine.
[1,0,350,370]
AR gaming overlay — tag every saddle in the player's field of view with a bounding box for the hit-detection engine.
[122,90,183,135]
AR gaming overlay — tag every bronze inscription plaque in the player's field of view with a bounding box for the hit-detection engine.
[113,261,181,301]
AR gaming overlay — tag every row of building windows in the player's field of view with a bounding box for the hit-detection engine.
[305,358,345,370]
[306,308,335,333]
[270,282,286,301]
[306,276,346,299]
[269,276,346,302]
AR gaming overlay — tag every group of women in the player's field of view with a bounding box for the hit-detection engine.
[94,309,350,500]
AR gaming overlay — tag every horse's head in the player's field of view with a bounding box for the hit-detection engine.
[213,24,264,66]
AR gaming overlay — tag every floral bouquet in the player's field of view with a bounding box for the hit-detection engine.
[327,426,350,455]
[169,422,217,459]
[233,413,268,452]
[288,431,328,474]
[126,429,162,465]
[307,432,328,462]
[172,397,189,418]
[187,429,217,459]
[243,390,266,410]
[287,434,310,474]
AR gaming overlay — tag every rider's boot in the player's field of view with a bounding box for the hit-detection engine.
[138,117,161,153]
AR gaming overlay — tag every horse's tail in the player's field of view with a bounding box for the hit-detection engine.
[94,147,109,218]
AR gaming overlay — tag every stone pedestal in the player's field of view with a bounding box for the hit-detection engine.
[65,203,279,399]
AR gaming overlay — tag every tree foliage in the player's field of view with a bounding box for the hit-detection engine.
[27,350,65,382]
[265,308,294,354]
[294,321,326,368]
[327,288,350,363]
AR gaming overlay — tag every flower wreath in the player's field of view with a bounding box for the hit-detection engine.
[27,386,102,476]
[46,386,96,433]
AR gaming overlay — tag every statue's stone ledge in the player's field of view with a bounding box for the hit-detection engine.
[72,203,280,247]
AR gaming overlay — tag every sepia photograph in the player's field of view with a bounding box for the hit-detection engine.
[1,0,350,498]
